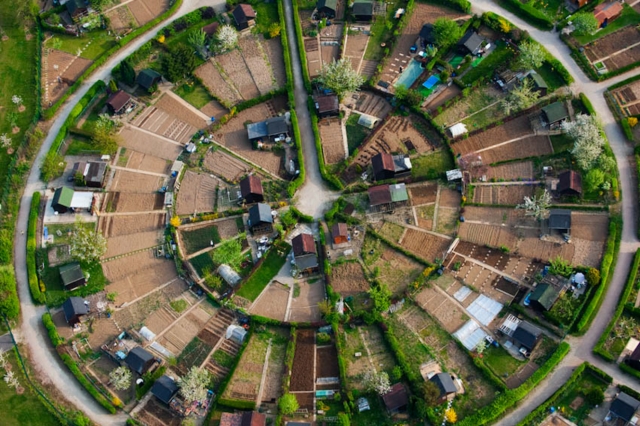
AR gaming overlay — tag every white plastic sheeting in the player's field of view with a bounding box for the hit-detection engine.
[454,286,472,302]
[448,123,467,138]
[139,326,156,341]
[453,320,488,351]
[150,341,174,358]
[467,294,503,326]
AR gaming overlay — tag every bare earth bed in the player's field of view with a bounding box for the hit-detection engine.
[470,161,534,181]
[451,116,533,156]
[472,185,536,205]
[176,171,218,215]
[203,149,252,182]
[249,282,289,321]
[98,212,164,237]
[319,118,346,164]
[400,229,451,263]
[104,230,162,258]
[478,136,553,164]
[43,49,93,105]
[110,169,163,192]
[121,150,171,175]
[330,262,370,296]
[409,182,438,205]
[128,0,168,26]
[119,126,183,160]
[103,192,164,213]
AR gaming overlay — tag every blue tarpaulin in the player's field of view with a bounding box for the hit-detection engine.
[422,75,440,89]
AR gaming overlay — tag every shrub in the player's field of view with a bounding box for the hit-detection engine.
[27,192,45,304]
[497,0,553,30]
[42,312,62,347]
[0,265,19,320]
[59,353,117,413]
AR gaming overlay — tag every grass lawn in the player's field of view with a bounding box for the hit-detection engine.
[235,242,290,301]
[345,113,371,154]
[296,0,316,9]
[181,225,221,254]
[46,222,96,246]
[65,136,100,156]
[535,61,566,92]
[212,349,236,368]
[0,350,60,426]
[190,251,216,277]
[550,133,574,153]
[174,81,215,109]
[537,0,568,21]
[410,150,454,180]
[575,4,640,45]
[433,84,503,127]
[44,30,117,61]
[351,392,394,426]
[461,43,511,86]
[554,368,609,422]
[0,2,38,192]
[482,345,525,379]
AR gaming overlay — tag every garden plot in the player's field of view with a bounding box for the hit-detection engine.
[102,248,172,281]
[478,136,553,164]
[343,325,396,390]
[469,160,534,181]
[516,228,577,264]
[369,245,423,296]
[462,206,528,226]
[118,126,183,160]
[457,223,518,250]
[400,229,451,263]
[128,0,168,26]
[179,222,221,255]
[304,36,322,78]
[472,184,536,205]
[320,24,343,66]
[572,213,609,241]
[103,192,164,213]
[157,304,215,355]
[43,49,93,105]
[316,345,340,389]
[438,187,461,208]
[288,278,324,322]
[423,84,462,111]
[194,60,243,106]
[106,4,136,33]
[213,101,285,175]
[136,398,181,426]
[451,115,534,156]
[104,260,178,305]
[133,104,197,145]
[377,221,405,243]
[584,26,640,64]
[200,99,228,120]
[409,182,438,205]
[414,286,468,333]
[387,308,435,380]
[203,149,252,182]
[330,262,370,296]
[343,32,369,75]
[319,118,346,164]
[222,330,270,402]
[351,91,393,119]
[110,169,163,192]
[98,212,164,237]
[380,3,468,86]
[216,50,260,100]
[154,93,208,130]
[350,114,441,170]
[175,171,218,215]
[435,206,458,236]
[238,35,278,95]
[261,330,288,403]
[119,149,171,175]
[262,37,286,88]
[104,230,162,258]
[610,79,640,116]
[291,329,316,392]
[249,281,290,321]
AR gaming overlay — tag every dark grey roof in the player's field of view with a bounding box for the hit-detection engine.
[266,116,288,136]
[353,2,373,16]
[431,372,457,396]
[152,375,178,404]
[295,253,318,271]
[59,263,85,288]
[512,321,542,350]
[66,0,87,14]
[420,24,436,44]
[125,347,154,375]
[247,121,268,140]
[86,162,107,184]
[317,0,338,11]
[530,283,560,311]
[542,102,569,124]
[548,209,571,230]
[611,392,640,422]
[62,297,88,322]
[458,31,483,53]
[137,69,162,90]
[249,203,273,225]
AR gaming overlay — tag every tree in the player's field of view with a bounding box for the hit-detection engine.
[118,60,136,86]
[215,25,239,52]
[203,273,223,291]
[598,155,617,173]
[501,79,540,115]
[433,18,462,48]
[109,367,132,391]
[517,41,545,70]
[170,216,181,228]
[585,388,604,406]
[395,85,423,107]
[362,369,391,396]
[280,210,297,229]
[108,79,118,93]
[317,58,364,100]
[584,169,605,193]
[368,283,391,313]
[210,235,245,271]
[268,23,281,38]
[188,29,207,56]
[92,114,120,154]
[391,365,403,381]
[70,218,107,263]
[162,43,198,82]
[42,153,66,182]
[421,380,440,406]
[318,299,333,316]
[563,113,605,170]
[475,340,487,354]
[0,266,19,319]
[572,12,598,36]
[0,134,11,150]
[498,18,511,34]
[445,408,458,424]
[586,267,600,285]
[549,256,572,277]
[516,189,552,221]
[178,367,211,404]
[337,412,350,426]
[278,393,299,415]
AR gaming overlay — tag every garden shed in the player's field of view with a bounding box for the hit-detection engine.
[458,31,484,55]
[152,375,178,405]
[317,0,337,17]
[232,4,256,30]
[557,170,582,196]
[62,297,88,326]
[608,392,640,425]
[382,383,408,413]
[542,102,569,127]
[59,263,86,290]
[52,187,75,214]
[125,347,155,375]
[430,372,457,401]
[331,223,349,245]
[548,209,572,233]
[137,69,162,91]
[529,283,561,311]
[594,1,623,27]
[314,94,339,118]
[106,90,133,115]
[292,233,319,274]
[217,264,242,287]
[248,203,273,234]
[352,1,373,21]
[240,175,264,204]
[511,321,542,352]
[625,345,640,371]
[448,123,467,138]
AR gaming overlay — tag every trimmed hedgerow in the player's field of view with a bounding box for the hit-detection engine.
[27,192,44,304]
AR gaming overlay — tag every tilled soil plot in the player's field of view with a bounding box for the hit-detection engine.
[200,99,228,120]
[123,150,171,174]
[194,60,243,106]
[216,218,240,239]
[424,84,462,111]
[216,50,260,100]
[262,336,287,403]
[478,136,553,164]
[106,263,178,305]
[321,36,342,66]
[290,330,316,391]
[155,93,208,129]
[104,230,162,258]
[129,0,167,26]
[213,102,284,175]
[344,32,369,73]
[571,238,604,267]
[381,3,468,84]
[584,26,640,62]
[472,185,536,205]
[43,49,93,105]
[176,171,218,215]
[462,206,527,226]
[414,287,467,333]
[158,306,213,354]
[110,169,163,192]
[451,116,533,156]
[305,37,323,78]
[288,280,324,322]
[261,37,286,88]
[239,35,277,95]
[435,206,459,236]
[409,182,438,205]
[330,262,370,296]
[103,192,164,213]
[249,282,289,321]
[517,232,575,264]
[203,149,252,182]
[319,118,346,164]
[113,279,187,329]
[438,187,461,208]
[138,398,180,426]
[571,213,609,241]
[316,345,340,379]
[106,5,136,32]
[457,223,518,250]
[102,249,170,282]
[470,161,534,181]
[400,229,451,263]
[98,213,164,237]
[119,126,183,160]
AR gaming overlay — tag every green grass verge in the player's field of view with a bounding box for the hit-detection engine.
[410,150,454,180]
[44,30,116,60]
[174,80,215,109]
[42,259,108,307]
[235,242,290,301]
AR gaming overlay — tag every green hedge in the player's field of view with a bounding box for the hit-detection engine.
[217,398,256,410]
[472,356,508,392]
[136,366,166,400]
[593,249,640,361]
[308,97,345,190]
[290,206,314,223]
[574,217,621,334]
[27,192,44,304]
[287,109,306,197]
[292,0,311,91]
[620,362,640,380]
[579,93,596,115]
[42,312,62,347]
[622,118,634,142]
[620,383,640,400]
[497,0,554,30]
[458,342,570,426]
[425,0,470,13]
[609,73,640,90]
[41,0,184,119]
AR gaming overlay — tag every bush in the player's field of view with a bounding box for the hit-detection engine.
[27,192,45,304]
[497,0,553,30]
[42,312,62,347]
[217,398,256,410]
[59,353,117,413]
[0,266,20,319]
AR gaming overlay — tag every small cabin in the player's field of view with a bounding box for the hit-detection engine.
[232,4,256,30]
[125,347,155,375]
[137,69,162,92]
[152,375,179,405]
[292,233,319,274]
[60,263,87,290]
[557,170,582,197]
[352,1,373,22]
[317,0,337,18]
[331,223,349,245]
[240,175,264,204]
[62,297,88,326]
[248,203,273,235]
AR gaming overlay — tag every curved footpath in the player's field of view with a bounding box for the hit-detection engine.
[13,1,217,424]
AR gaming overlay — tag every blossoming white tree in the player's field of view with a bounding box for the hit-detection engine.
[0,134,11,149]
[516,189,552,221]
[70,218,107,263]
[178,367,211,404]
[362,369,391,396]
[317,58,364,100]
[215,25,238,53]
[11,95,22,106]
[109,366,132,391]
[517,41,545,70]
[563,113,604,170]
